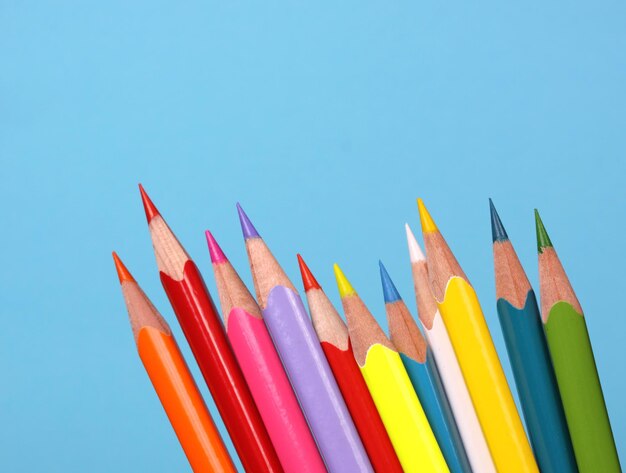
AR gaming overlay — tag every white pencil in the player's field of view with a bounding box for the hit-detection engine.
[405,224,497,473]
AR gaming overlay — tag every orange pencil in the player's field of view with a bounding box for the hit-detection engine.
[113,253,236,473]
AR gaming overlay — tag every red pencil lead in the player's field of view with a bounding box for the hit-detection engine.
[138,183,161,223]
[297,254,322,292]
[112,252,136,284]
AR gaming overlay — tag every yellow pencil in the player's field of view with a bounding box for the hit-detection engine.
[334,264,449,473]
[417,199,538,473]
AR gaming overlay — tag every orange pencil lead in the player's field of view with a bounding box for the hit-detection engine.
[112,252,135,284]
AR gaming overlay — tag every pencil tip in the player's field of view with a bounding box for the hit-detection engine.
[379,261,401,303]
[489,199,509,243]
[417,198,438,234]
[535,209,553,253]
[333,264,356,298]
[112,252,135,284]
[297,254,321,291]
[236,203,260,240]
[138,184,160,223]
[205,231,228,264]
[405,223,425,262]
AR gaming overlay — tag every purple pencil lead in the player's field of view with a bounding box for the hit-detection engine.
[237,203,261,240]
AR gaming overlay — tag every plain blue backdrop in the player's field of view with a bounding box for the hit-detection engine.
[1,1,624,471]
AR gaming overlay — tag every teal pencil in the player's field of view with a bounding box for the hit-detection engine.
[379,261,471,473]
[490,200,577,473]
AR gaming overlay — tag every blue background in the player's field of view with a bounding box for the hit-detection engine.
[2,2,624,471]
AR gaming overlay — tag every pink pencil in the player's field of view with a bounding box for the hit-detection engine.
[206,231,326,473]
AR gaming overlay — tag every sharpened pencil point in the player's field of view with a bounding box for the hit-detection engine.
[379,261,402,303]
[138,184,160,223]
[236,203,260,240]
[112,252,135,284]
[297,254,321,291]
[535,209,553,253]
[205,231,228,264]
[405,223,425,262]
[417,198,438,234]
[489,199,509,243]
[333,264,356,298]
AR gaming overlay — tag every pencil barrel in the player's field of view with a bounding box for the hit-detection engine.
[138,327,236,473]
[422,315,497,473]
[544,302,620,473]
[438,277,538,473]
[161,262,282,472]
[226,308,326,473]
[360,344,449,473]
[496,293,577,473]
[400,352,471,473]
[321,341,403,473]
[263,285,372,473]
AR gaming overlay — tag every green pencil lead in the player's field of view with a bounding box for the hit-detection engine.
[534,209,553,253]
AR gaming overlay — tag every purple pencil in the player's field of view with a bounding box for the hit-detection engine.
[237,204,373,473]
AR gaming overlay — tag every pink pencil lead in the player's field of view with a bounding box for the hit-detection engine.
[205,230,228,264]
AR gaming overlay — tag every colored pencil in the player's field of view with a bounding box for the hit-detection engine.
[535,210,620,472]
[490,201,577,473]
[206,232,325,473]
[405,223,497,473]
[237,204,372,473]
[333,264,449,473]
[112,253,236,473]
[417,199,538,473]
[298,255,403,473]
[139,186,282,473]
[379,261,471,473]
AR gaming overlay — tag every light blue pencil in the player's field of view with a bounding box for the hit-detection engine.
[380,261,471,473]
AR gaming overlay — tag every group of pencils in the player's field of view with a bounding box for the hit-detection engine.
[113,185,620,473]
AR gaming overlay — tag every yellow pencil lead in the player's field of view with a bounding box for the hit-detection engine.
[333,264,356,298]
[417,199,438,234]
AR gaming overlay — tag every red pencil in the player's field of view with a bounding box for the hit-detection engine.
[139,185,282,473]
[298,255,403,473]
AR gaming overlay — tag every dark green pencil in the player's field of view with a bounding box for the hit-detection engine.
[490,200,576,473]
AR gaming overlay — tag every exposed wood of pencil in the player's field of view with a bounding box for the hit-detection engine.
[245,237,297,309]
[411,260,439,330]
[342,294,395,366]
[212,258,263,325]
[147,216,190,280]
[493,240,532,309]
[422,231,468,301]
[116,256,172,340]
[298,254,350,349]
[140,186,190,280]
[306,289,349,350]
[538,248,583,320]
[386,301,427,363]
